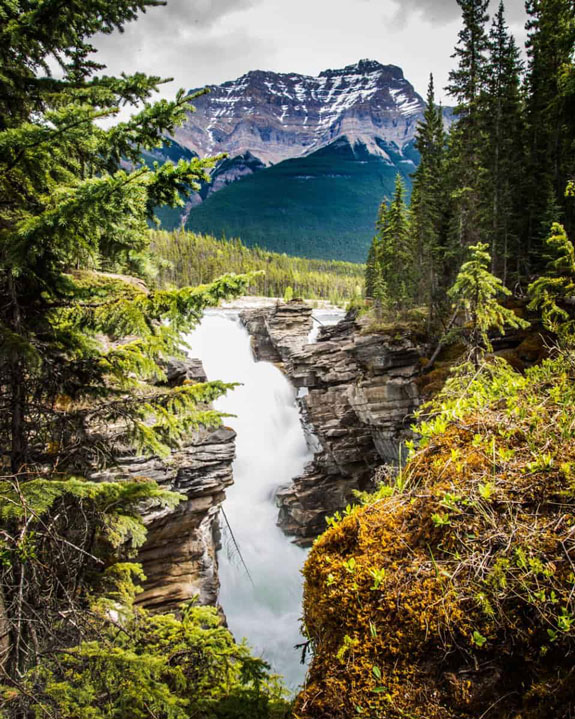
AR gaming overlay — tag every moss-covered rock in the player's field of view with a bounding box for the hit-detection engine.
[297,354,575,719]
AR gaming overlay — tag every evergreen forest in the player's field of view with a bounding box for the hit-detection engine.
[365,0,575,325]
[1,0,575,718]
[152,231,364,304]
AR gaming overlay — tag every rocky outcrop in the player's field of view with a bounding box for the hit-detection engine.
[93,358,236,613]
[134,425,235,611]
[240,300,313,366]
[240,304,427,545]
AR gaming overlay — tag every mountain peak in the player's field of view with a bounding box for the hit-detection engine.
[176,61,428,166]
[319,59,404,79]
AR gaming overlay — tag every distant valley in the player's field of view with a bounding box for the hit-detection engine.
[154,59,453,262]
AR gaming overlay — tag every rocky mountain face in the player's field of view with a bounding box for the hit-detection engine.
[175,60,426,168]
[158,60,453,261]
[240,302,428,545]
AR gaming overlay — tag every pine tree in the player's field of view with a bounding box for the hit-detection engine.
[410,74,448,315]
[0,0,251,684]
[365,236,379,299]
[528,221,575,342]
[379,175,415,308]
[372,263,388,320]
[448,243,530,366]
[482,2,525,282]
[523,0,575,267]
[446,0,490,251]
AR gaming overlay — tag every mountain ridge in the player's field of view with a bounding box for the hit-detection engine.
[156,60,453,261]
[173,59,436,167]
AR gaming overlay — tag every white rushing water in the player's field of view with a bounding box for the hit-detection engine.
[186,310,312,689]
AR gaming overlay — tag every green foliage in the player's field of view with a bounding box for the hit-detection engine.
[181,138,416,263]
[4,601,290,719]
[523,0,575,264]
[445,0,490,254]
[380,176,414,307]
[152,230,364,304]
[410,74,448,315]
[299,346,575,718]
[528,222,575,340]
[482,2,525,282]
[0,471,183,678]
[366,175,417,310]
[0,0,255,701]
[363,236,377,300]
[448,243,529,362]
[371,264,388,320]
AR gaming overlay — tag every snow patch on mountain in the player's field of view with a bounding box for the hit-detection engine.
[172,59,432,167]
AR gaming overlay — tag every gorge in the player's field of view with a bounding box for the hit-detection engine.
[187,309,312,688]
[129,299,429,688]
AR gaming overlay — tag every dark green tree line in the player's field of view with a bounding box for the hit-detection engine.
[365,0,575,328]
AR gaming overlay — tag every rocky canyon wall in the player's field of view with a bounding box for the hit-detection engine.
[240,302,428,545]
[93,357,236,613]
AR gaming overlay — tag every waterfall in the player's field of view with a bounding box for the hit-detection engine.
[186,310,312,688]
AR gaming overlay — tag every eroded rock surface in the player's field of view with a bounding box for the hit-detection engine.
[239,300,313,365]
[241,304,427,545]
[93,358,236,612]
[135,425,235,611]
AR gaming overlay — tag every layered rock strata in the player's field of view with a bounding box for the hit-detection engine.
[94,358,236,613]
[240,303,427,545]
[239,300,313,365]
[134,424,235,611]
[175,60,440,168]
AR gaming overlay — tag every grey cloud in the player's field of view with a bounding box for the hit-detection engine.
[94,0,271,93]
[136,0,262,32]
[388,0,526,28]
[95,0,263,57]
[95,21,274,95]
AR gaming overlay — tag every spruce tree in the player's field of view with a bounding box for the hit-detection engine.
[446,0,490,251]
[483,2,525,282]
[379,175,414,309]
[448,243,530,366]
[528,221,575,343]
[372,263,388,320]
[410,74,447,315]
[0,0,251,684]
[365,236,379,299]
[523,0,575,267]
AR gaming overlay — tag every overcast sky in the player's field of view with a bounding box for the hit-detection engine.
[94,0,528,106]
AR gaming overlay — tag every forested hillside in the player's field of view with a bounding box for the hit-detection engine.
[150,59,452,262]
[364,0,575,320]
[182,137,419,261]
[152,231,364,302]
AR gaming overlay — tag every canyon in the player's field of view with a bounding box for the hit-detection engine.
[240,301,427,544]
[127,300,426,620]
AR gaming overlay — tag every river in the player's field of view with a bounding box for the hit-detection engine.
[187,307,341,689]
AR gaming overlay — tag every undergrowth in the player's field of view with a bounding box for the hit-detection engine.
[297,352,575,719]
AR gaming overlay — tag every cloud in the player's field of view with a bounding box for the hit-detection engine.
[134,0,261,31]
[387,0,526,29]
[93,0,271,97]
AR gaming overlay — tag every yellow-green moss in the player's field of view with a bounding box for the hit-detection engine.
[296,353,575,719]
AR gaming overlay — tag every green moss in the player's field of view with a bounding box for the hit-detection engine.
[297,352,575,719]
